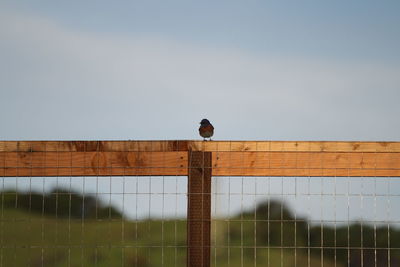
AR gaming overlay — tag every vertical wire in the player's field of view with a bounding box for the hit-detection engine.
[95,143,99,267]
[213,142,217,265]
[135,142,139,267]
[387,176,391,267]
[360,164,364,267]
[240,148,244,267]
[254,175,257,267]
[174,169,177,266]
[227,141,231,266]
[121,146,126,267]
[69,145,73,266]
[347,160,350,267]
[294,176,298,267]
[267,141,271,267]
[81,174,85,265]
[254,142,258,267]
[148,142,152,264]
[0,143,4,267]
[81,144,86,266]
[373,148,377,267]
[280,143,284,267]
[307,148,311,267]
[334,169,337,267]
[214,141,219,267]
[280,175,283,267]
[187,149,191,266]
[321,158,324,266]
[201,146,204,267]
[28,146,33,265]
[55,143,59,267]
[161,148,165,267]
[174,141,178,267]
[203,142,207,267]
[204,146,206,266]
[374,176,377,267]
[108,151,112,260]
[41,146,46,267]
[294,146,298,267]
[15,144,19,265]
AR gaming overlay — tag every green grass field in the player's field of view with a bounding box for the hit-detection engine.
[1,191,399,266]
[1,209,187,266]
[0,209,338,267]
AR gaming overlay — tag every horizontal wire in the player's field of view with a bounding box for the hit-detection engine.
[3,166,400,170]
[2,218,399,224]
[210,245,400,251]
[0,245,188,249]
[1,192,400,197]
[0,245,399,250]
[2,150,399,154]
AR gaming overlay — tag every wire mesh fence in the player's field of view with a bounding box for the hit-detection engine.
[0,175,188,266]
[0,141,399,266]
[211,176,400,267]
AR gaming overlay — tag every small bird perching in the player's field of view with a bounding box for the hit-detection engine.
[199,119,214,141]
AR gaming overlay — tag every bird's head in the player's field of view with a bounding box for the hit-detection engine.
[200,119,210,125]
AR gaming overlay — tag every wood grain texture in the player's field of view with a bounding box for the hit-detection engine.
[1,141,399,152]
[0,151,187,176]
[1,141,399,177]
[188,141,400,152]
[0,141,191,152]
[187,151,211,267]
[212,152,400,177]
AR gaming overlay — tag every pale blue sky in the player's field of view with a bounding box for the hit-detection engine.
[1,0,400,140]
[3,0,400,61]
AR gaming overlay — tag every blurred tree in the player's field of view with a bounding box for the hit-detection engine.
[232,199,400,267]
[0,188,122,219]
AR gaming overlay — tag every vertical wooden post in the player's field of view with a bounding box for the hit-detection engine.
[187,150,211,267]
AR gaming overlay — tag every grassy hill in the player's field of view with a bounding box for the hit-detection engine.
[0,190,399,266]
[1,209,187,266]
[217,200,400,267]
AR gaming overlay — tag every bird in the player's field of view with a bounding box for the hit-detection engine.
[199,119,214,141]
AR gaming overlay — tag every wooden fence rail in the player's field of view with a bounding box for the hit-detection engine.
[1,141,400,177]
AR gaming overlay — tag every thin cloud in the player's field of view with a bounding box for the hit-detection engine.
[0,9,399,140]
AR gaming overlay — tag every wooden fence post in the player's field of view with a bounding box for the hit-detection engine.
[187,150,211,267]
